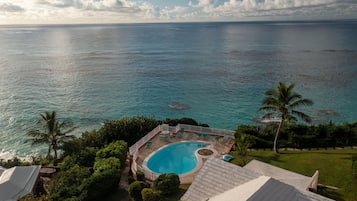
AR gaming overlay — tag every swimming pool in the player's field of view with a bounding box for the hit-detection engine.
[146,141,208,175]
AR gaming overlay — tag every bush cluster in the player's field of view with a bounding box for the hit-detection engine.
[236,122,357,149]
[49,140,127,201]
[128,173,180,201]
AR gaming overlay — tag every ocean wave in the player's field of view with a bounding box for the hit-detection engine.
[0,149,37,162]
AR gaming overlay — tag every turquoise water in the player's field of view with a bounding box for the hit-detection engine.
[1,21,357,159]
[146,142,208,174]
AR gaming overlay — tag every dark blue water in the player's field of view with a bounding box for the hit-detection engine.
[1,21,357,159]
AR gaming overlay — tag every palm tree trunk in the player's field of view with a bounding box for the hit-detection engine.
[47,145,51,159]
[273,119,283,153]
[53,143,58,166]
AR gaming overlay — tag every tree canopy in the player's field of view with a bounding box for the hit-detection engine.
[258,82,313,153]
[27,111,76,165]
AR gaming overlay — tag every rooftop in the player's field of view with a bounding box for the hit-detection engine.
[181,158,332,201]
[0,165,41,201]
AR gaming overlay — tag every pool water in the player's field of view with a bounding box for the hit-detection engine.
[146,141,208,175]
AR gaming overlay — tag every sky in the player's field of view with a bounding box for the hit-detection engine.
[0,0,357,25]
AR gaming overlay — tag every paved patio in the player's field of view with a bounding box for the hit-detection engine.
[130,125,235,184]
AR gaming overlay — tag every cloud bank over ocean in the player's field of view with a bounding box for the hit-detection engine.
[0,0,356,24]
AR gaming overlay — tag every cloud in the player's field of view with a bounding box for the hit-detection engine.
[0,2,25,12]
[0,0,356,24]
[159,5,190,20]
[189,0,217,8]
[190,0,352,20]
[37,0,142,13]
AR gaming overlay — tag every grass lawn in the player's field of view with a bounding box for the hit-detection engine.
[231,149,357,201]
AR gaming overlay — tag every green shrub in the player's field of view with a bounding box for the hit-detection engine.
[80,168,120,201]
[352,155,357,179]
[49,165,91,201]
[96,140,128,168]
[153,173,180,196]
[80,129,105,148]
[60,156,76,171]
[74,147,99,167]
[141,188,160,201]
[101,116,160,146]
[61,147,99,170]
[60,137,82,157]
[128,181,148,201]
[136,170,145,181]
[93,157,121,172]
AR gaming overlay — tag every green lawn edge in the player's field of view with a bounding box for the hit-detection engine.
[231,149,357,201]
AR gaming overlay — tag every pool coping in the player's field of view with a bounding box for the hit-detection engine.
[142,140,218,183]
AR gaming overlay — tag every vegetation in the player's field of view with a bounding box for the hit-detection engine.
[27,111,76,165]
[234,133,254,164]
[163,117,209,127]
[20,194,52,201]
[352,155,357,179]
[141,188,160,201]
[230,149,357,201]
[100,116,160,146]
[128,181,149,201]
[236,122,357,150]
[258,82,313,153]
[48,140,127,201]
[49,165,91,200]
[152,173,180,196]
[127,172,181,201]
[96,140,128,168]
[135,170,145,181]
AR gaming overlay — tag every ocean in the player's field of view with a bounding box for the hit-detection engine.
[1,21,357,160]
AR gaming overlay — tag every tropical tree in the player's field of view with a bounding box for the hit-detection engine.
[27,111,76,165]
[258,82,313,153]
[235,133,254,165]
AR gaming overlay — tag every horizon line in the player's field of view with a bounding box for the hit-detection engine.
[1,18,357,27]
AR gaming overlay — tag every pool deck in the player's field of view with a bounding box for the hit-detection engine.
[134,129,235,184]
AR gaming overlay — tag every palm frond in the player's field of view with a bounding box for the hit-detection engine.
[289,98,314,108]
[258,106,277,112]
[291,110,312,123]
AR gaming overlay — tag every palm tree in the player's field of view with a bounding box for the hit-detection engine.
[27,111,76,165]
[258,82,313,153]
[235,133,254,165]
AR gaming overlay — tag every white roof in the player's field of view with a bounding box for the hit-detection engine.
[209,176,315,201]
[181,158,333,201]
[0,166,41,201]
[180,158,260,201]
[208,176,271,201]
[244,159,313,191]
